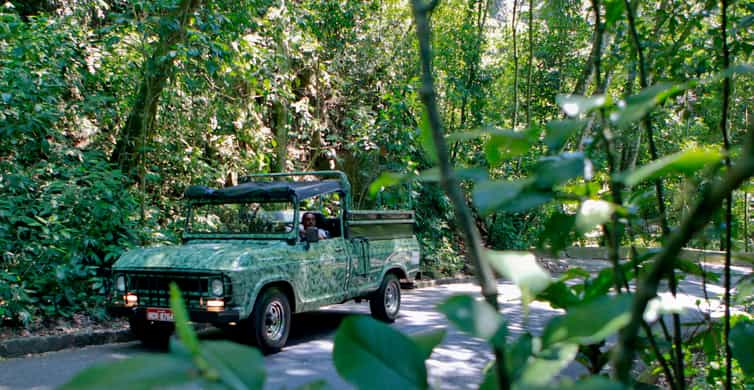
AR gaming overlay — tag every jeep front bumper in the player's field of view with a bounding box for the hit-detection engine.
[108,305,241,324]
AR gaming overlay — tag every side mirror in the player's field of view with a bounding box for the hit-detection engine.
[305,227,320,243]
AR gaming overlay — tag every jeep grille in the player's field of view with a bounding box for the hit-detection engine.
[125,272,231,309]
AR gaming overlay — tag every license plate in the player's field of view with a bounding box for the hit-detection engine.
[146,308,174,322]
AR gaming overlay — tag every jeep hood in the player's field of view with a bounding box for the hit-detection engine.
[112,241,292,271]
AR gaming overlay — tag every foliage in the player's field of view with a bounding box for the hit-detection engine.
[4,0,754,388]
[0,152,139,325]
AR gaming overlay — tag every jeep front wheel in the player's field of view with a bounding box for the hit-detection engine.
[370,273,401,323]
[250,287,291,354]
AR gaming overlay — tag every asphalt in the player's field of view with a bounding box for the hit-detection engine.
[0,258,749,390]
[0,276,472,359]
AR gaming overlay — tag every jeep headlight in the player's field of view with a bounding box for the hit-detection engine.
[211,279,224,297]
[116,275,126,292]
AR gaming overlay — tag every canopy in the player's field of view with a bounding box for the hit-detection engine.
[184,180,344,202]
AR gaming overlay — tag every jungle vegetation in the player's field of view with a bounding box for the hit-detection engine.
[2,0,754,388]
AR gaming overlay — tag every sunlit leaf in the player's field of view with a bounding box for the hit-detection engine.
[574,200,615,234]
[610,82,686,128]
[437,295,505,342]
[333,316,428,390]
[201,341,266,390]
[555,94,608,117]
[485,250,551,302]
[541,294,632,347]
[517,343,578,386]
[618,149,722,187]
[170,283,200,356]
[409,329,446,360]
[369,172,405,196]
[643,295,684,323]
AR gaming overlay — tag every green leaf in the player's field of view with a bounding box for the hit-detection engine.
[730,318,754,375]
[507,333,533,382]
[610,82,686,128]
[333,316,428,390]
[436,295,505,342]
[473,179,553,215]
[409,329,446,360]
[574,200,615,234]
[536,281,581,310]
[604,0,625,26]
[479,360,498,390]
[541,294,632,347]
[483,128,538,165]
[473,179,526,214]
[517,343,579,386]
[539,212,576,255]
[555,94,608,117]
[200,340,266,390]
[170,282,200,356]
[60,354,194,390]
[567,377,626,390]
[418,167,489,182]
[419,110,438,164]
[544,120,587,152]
[369,172,405,196]
[484,250,551,302]
[295,380,331,390]
[533,153,586,190]
[734,277,754,305]
[618,149,722,187]
[675,257,719,283]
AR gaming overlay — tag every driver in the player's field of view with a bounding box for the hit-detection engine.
[300,212,329,240]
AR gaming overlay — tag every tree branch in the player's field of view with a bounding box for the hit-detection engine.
[410,1,508,389]
[611,151,754,382]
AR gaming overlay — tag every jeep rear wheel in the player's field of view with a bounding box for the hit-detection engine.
[370,273,401,323]
[250,287,291,354]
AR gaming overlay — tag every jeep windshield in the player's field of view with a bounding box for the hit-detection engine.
[187,201,295,236]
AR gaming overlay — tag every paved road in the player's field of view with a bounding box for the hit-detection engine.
[0,260,749,390]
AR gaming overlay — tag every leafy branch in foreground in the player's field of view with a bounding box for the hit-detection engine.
[611,141,754,382]
[409,0,508,388]
[62,283,266,390]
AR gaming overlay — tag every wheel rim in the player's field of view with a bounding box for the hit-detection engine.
[384,281,399,315]
[264,300,285,341]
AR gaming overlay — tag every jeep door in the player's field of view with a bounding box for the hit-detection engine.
[295,237,350,305]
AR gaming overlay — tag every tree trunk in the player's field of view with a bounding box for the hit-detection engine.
[110,0,202,179]
[270,99,289,172]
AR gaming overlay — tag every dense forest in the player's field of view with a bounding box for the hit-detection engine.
[2,0,754,388]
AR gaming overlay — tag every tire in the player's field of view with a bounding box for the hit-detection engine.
[250,287,291,354]
[129,315,173,349]
[370,273,401,323]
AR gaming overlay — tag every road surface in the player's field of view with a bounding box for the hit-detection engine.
[0,259,748,389]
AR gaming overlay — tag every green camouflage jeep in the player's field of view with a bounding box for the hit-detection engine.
[108,171,420,353]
